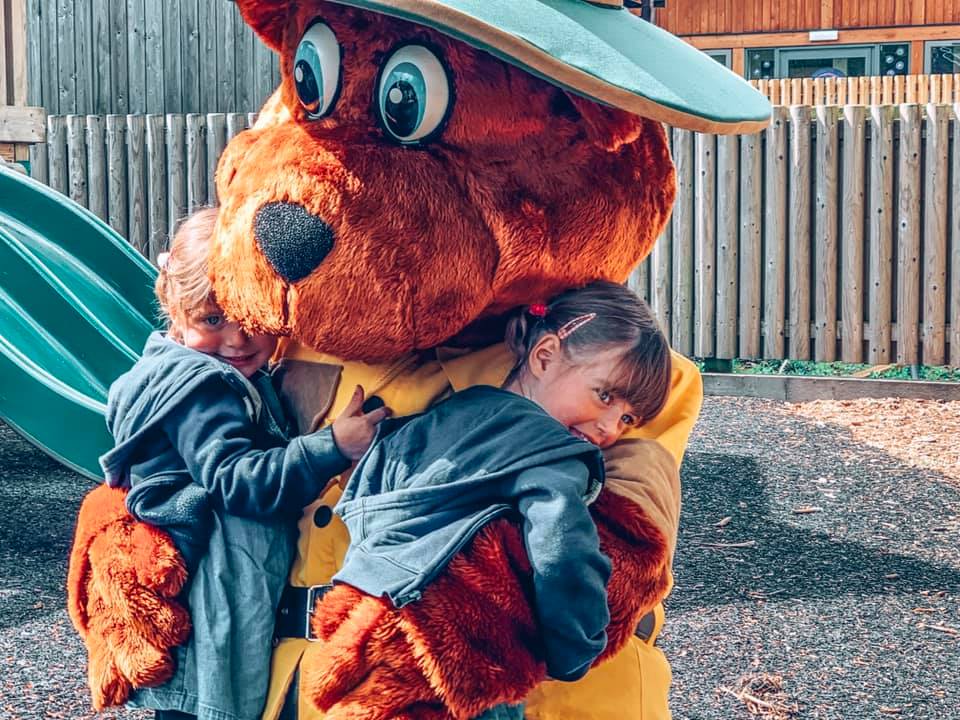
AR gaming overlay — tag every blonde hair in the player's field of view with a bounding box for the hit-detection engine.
[155,207,219,328]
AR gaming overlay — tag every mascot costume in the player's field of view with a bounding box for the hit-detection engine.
[65,1,770,719]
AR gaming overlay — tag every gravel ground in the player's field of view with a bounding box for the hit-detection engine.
[1,397,958,719]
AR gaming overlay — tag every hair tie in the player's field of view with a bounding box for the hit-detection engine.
[157,252,171,270]
[528,303,548,318]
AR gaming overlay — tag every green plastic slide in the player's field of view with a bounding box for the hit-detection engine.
[0,167,158,480]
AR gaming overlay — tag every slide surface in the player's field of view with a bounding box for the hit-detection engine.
[0,167,157,480]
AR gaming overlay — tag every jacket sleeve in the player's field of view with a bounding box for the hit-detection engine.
[162,377,351,518]
[512,458,612,682]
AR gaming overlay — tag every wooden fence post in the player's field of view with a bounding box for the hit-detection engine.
[126,115,148,257]
[227,112,248,141]
[167,114,187,237]
[922,103,949,365]
[738,131,762,359]
[626,259,650,305]
[649,128,672,342]
[146,114,168,263]
[788,106,811,360]
[868,105,894,363]
[66,115,88,208]
[715,133,739,359]
[814,105,839,362]
[29,139,48,184]
[86,115,107,222]
[840,105,865,363]
[106,115,128,237]
[952,104,960,366]
[897,104,922,364]
[186,113,207,213]
[694,131,716,359]
[763,106,788,359]
[46,115,67,195]
[206,113,227,206]
[671,128,694,356]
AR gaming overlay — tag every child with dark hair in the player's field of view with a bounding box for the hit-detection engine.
[314,280,672,719]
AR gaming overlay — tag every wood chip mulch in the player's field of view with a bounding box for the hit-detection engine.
[717,673,800,719]
[782,399,960,483]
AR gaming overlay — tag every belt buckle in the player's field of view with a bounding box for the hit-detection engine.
[305,583,334,642]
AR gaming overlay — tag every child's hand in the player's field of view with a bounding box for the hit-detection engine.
[331,386,392,460]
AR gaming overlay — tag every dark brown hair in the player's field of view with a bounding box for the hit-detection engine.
[505,280,672,425]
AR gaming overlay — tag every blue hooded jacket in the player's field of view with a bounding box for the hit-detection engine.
[100,332,350,720]
[100,331,349,568]
[334,385,611,682]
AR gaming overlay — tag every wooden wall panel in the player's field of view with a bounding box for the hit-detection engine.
[659,0,822,34]
[659,0,960,35]
[24,0,282,115]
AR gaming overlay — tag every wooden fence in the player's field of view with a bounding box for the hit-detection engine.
[629,103,959,367]
[29,113,258,262]
[1,0,28,106]
[22,0,280,115]
[28,106,960,366]
[750,74,960,107]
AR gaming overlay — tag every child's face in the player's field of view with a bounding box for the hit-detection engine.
[174,300,278,378]
[532,346,639,449]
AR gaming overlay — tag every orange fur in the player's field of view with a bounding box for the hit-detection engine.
[213,2,675,361]
[302,490,670,719]
[66,484,191,709]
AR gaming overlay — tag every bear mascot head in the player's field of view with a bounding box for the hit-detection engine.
[66,1,769,718]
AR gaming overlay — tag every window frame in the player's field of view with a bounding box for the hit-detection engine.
[776,44,876,78]
[704,49,732,68]
[743,43,911,80]
[925,40,960,74]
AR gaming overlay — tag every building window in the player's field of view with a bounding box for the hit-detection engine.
[705,49,731,68]
[747,49,775,80]
[926,41,960,74]
[746,44,909,80]
[879,44,909,76]
[780,46,870,78]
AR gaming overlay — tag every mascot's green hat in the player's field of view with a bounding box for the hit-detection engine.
[332,0,771,133]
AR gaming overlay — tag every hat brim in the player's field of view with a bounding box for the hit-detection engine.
[329,0,771,134]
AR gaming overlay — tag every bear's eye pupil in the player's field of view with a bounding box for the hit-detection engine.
[384,80,420,137]
[295,60,321,114]
[293,21,341,119]
[376,45,452,145]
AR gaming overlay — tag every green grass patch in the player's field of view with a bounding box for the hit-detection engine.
[694,359,960,382]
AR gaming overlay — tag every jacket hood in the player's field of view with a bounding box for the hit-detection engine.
[99,333,258,486]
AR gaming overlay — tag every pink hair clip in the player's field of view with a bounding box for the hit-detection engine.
[557,313,597,340]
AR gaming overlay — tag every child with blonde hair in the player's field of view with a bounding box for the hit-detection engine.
[99,208,389,720]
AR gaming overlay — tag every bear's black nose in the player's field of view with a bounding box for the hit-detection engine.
[253,201,335,282]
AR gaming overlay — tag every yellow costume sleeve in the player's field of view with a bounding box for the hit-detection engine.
[526,350,702,720]
[626,351,703,467]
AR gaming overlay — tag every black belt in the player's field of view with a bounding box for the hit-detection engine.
[274,584,334,642]
[275,584,658,646]
[635,609,657,643]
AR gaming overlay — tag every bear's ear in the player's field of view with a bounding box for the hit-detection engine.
[564,92,644,153]
[235,0,288,52]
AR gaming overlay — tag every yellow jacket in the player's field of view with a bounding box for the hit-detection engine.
[262,343,703,720]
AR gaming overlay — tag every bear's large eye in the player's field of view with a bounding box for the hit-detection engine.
[294,22,340,119]
[376,44,452,145]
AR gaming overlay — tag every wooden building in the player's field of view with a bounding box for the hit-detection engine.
[655,1,960,82]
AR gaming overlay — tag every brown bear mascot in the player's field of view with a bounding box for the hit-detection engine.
[67,1,770,719]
